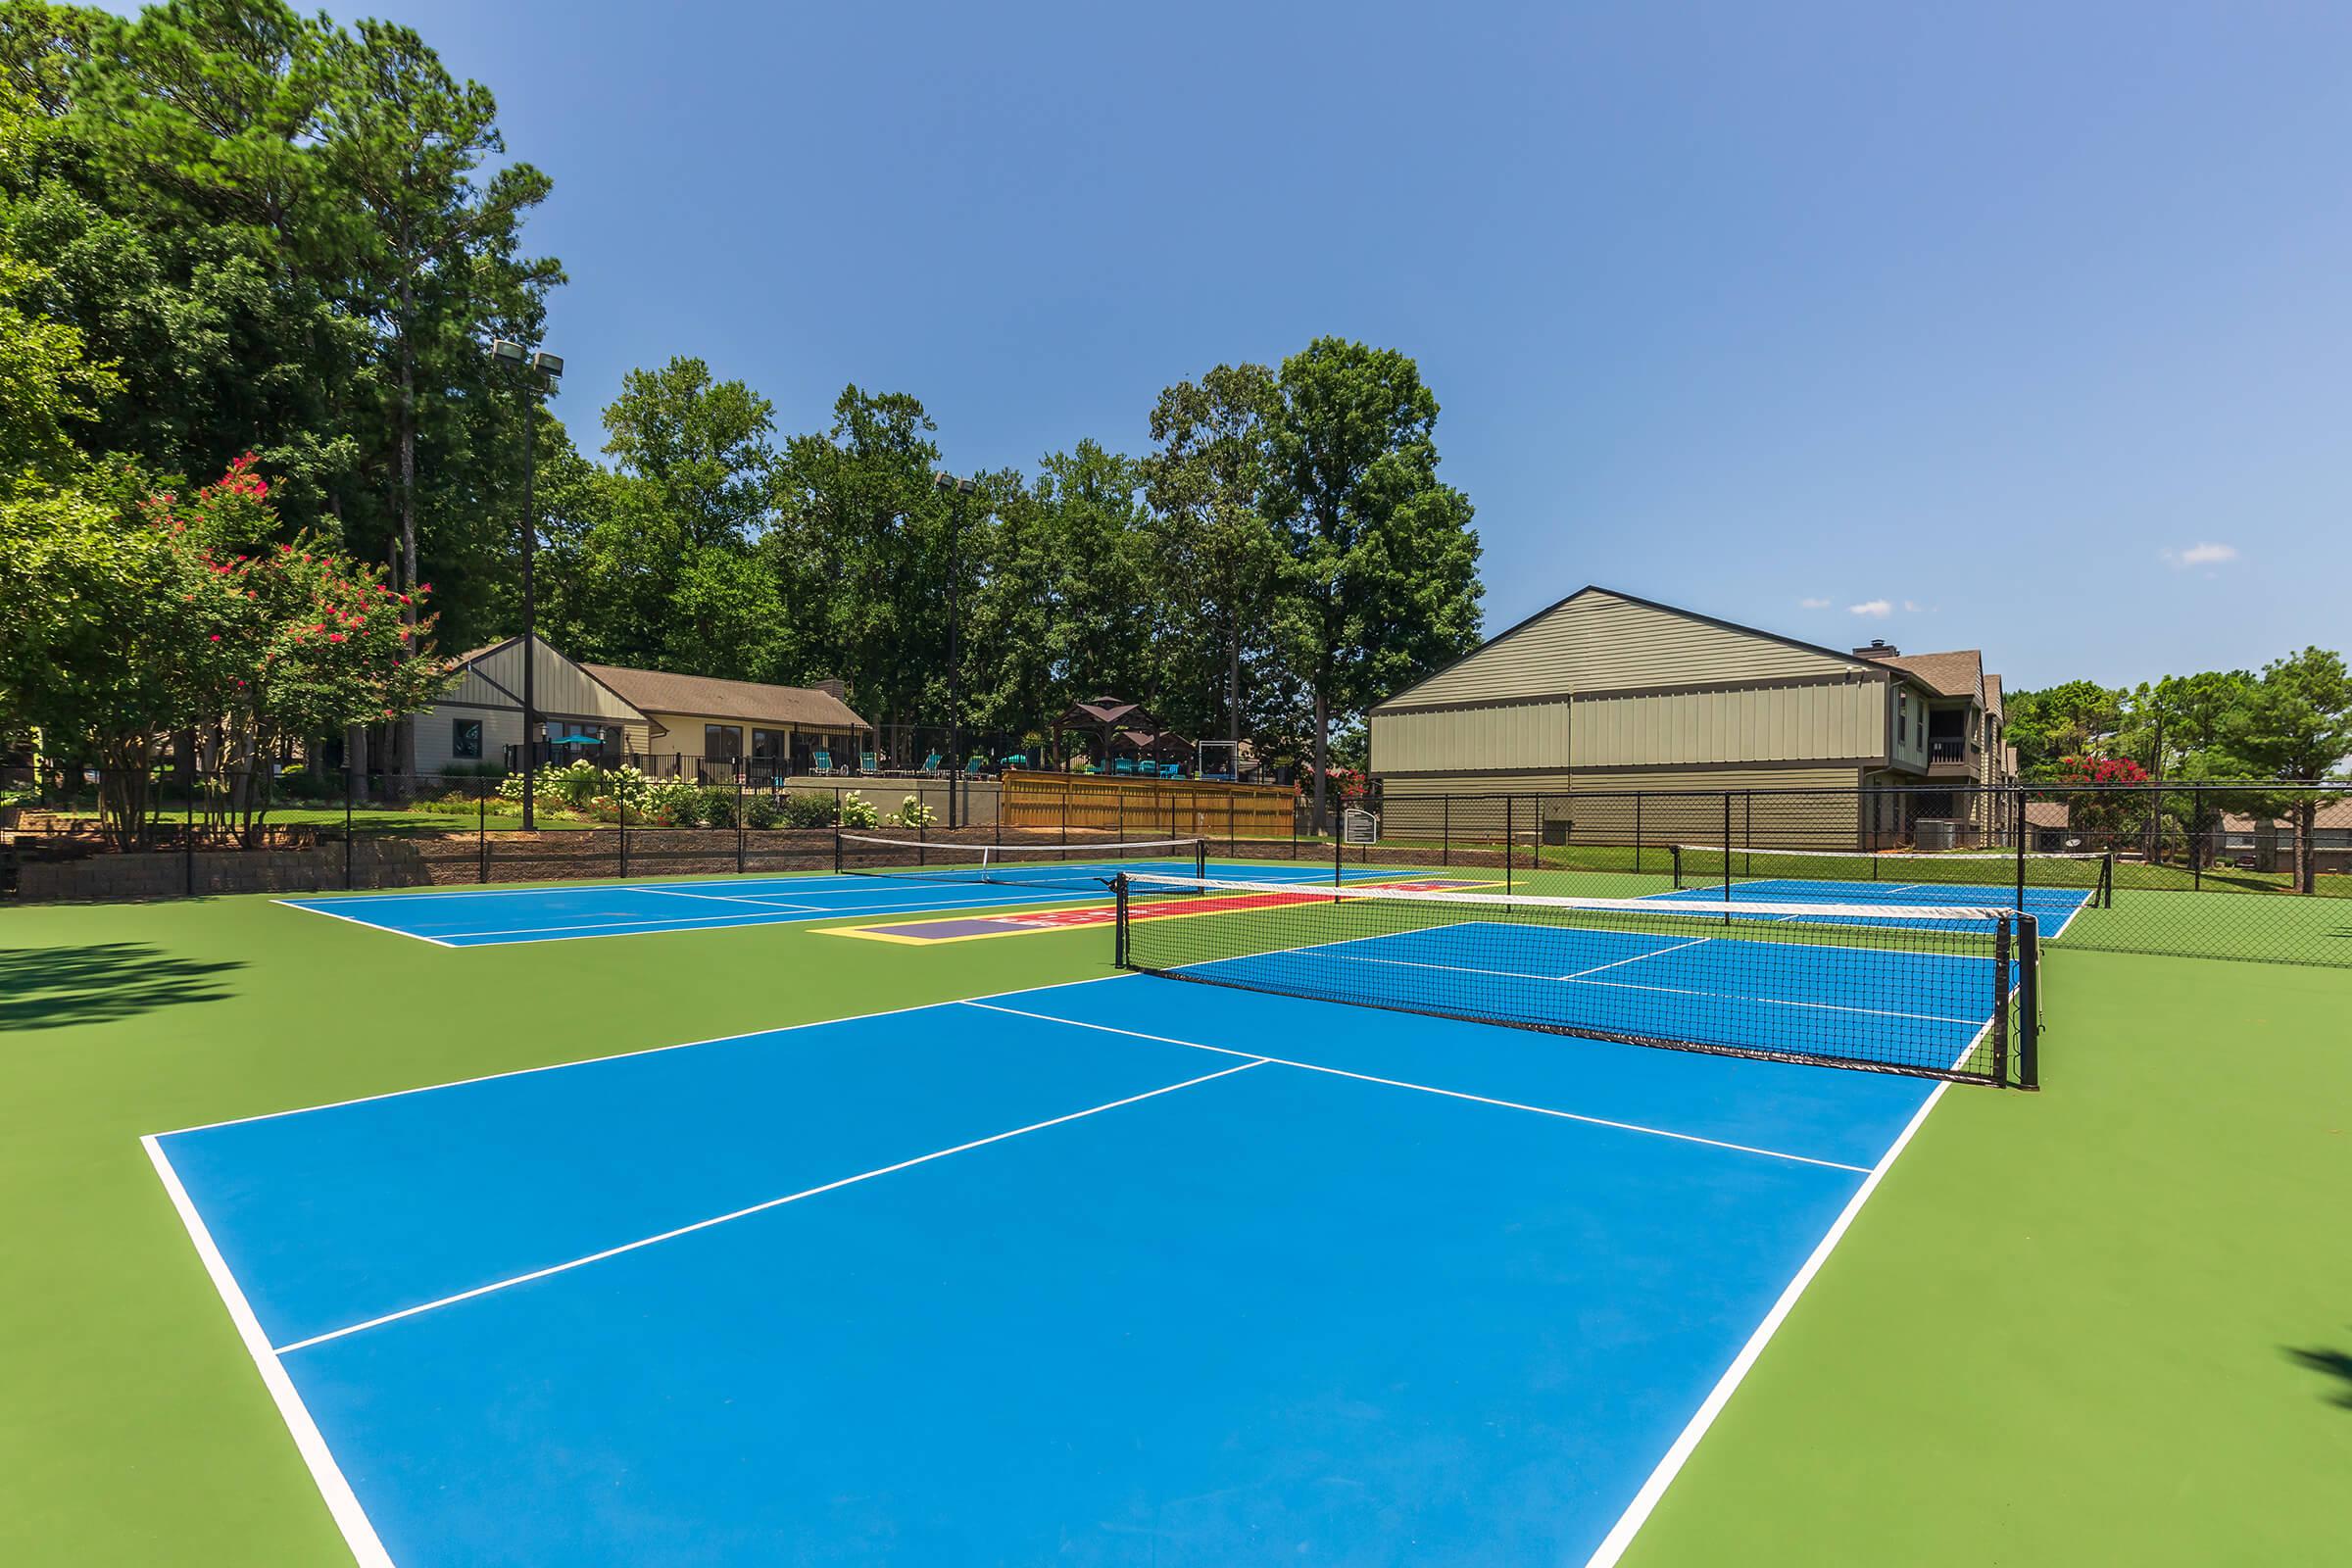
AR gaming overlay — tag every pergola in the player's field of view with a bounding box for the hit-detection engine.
[1050,698,1195,769]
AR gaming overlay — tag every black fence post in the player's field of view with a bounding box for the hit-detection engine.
[2013,787,2027,911]
[2192,784,2204,891]
[1634,792,1644,876]
[1442,795,1451,867]
[618,784,629,878]
[184,775,196,898]
[344,770,355,890]
[1720,792,1733,905]
[1992,916,2013,1087]
[477,773,488,883]
[1504,795,1514,896]
[736,775,747,875]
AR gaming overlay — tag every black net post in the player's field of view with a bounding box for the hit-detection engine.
[618,785,629,878]
[1333,818,1344,887]
[2017,913,2040,1090]
[1112,873,1130,967]
[1505,795,1514,895]
[832,829,845,874]
[736,776,747,874]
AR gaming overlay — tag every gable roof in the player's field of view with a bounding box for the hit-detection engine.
[1372,585,1893,713]
[1879,649,1985,702]
[1983,672,2004,719]
[2222,800,2352,832]
[578,663,871,731]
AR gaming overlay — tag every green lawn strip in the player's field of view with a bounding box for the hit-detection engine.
[1623,946,2352,1566]
[0,891,1118,1565]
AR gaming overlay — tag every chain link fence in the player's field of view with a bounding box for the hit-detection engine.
[1349,780,2352,968]
[9,769,2346,969]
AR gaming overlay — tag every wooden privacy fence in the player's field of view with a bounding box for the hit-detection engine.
[999,769,1295,841]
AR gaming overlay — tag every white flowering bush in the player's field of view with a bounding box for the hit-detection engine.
[837,790,881,829]
[899,794,936,828]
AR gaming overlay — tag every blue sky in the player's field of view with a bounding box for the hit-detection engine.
[302,1,2350,689]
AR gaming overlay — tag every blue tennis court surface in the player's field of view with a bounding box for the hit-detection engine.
[280,860,1393,947]
[149,971,1950,1567]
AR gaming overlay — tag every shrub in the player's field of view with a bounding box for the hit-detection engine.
[643,776,705,826]
[781,791,838,829]
[700,786,739,828]
[899,793,937,828]
[837,790,880,829]
[743,792,781,830]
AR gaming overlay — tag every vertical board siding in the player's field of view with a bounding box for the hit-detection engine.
[1380,590,1861,710]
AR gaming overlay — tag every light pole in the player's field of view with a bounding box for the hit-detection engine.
[489,338,564,830]
[932,471,973,829]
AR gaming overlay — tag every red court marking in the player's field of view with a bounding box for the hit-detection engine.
[825,880,1492,945]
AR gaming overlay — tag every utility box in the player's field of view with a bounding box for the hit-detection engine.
[1915,818,1961,852]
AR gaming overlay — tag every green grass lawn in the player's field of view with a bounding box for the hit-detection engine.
[1,870,2346,1564]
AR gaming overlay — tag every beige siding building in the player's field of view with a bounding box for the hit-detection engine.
[579,664,871,778]
[416,639,873,780]
[1370,587,2017,846]
[417,636,650,774]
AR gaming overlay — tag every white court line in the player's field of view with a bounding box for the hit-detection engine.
[430,890,1090,944]
[152,971,1144,1140]
[1557,936,1713,980]
[1582,1041,1976,1568]
[277,898,460,948]
[1562,974,1986,1027]
[633,887,824,912]
[960,1002,1870,1175]
[1270,945,1988,1029]
[142,1137,395,1568]
[271,1058,1265,1354]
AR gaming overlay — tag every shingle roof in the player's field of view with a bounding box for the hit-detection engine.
[1880,649,1984,701]
[578,663,871,730]
[2221,800,2352,832]
[2023,801,2071,828]
[1983,672,2003,719]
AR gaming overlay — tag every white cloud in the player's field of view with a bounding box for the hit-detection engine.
[2162,542,2238,568]
[1848,599,1893,617]
[1798,596,1831,610]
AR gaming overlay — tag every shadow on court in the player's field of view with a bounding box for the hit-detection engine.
[2284,1343,2352,1409]
[0,945,242,1032]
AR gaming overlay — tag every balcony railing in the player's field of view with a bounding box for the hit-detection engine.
[1928,736,1969,763]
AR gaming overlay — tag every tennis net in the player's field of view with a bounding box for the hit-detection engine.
[1113,874,2038,1086]
[1671,844,2113,906]
[836,833,1205,892]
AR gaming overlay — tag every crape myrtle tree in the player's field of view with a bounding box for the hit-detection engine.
[1263,338,1482,829]
[0,458,448,846]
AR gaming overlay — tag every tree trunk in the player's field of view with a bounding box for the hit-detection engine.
[390,278,419,797]
[1311,684,1329,834]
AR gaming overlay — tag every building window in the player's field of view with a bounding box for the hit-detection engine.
[706,724,743,763]
[751,728,787,764]
[452,718,483,760]
[1896,691,1909,746]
